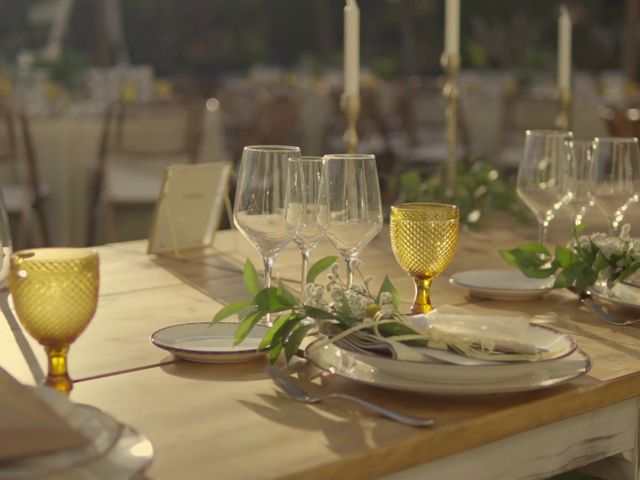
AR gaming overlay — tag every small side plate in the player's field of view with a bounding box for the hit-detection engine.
[150,322,269,364]
[450,269,554,301]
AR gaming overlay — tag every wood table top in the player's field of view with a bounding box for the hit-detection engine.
[4,215,640,479]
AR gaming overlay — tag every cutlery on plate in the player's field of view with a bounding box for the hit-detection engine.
[266,365,435,428]
[581,293,640,326]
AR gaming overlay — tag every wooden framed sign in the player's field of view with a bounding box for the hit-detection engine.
[147,162,233,256]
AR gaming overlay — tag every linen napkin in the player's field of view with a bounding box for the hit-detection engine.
[411,306,551,362]
[0,368,89,462]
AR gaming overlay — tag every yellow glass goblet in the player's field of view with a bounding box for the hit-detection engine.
[390,203,459,314]
[9,248,99,395]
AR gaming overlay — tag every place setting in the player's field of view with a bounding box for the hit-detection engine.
[146,147,594,416]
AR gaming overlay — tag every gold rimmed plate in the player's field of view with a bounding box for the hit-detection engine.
[150,322,269,364]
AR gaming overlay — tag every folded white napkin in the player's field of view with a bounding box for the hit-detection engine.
[411,306,547,361]
[0,368,89,462]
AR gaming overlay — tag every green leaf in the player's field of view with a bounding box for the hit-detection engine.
[553,261,587,289]
[212,300,254,323]
[243,259,261,296]
[284,324,315,361]
[303,305,336,320]
[306,256,338,283]
[554,245,573,268]
[277,281,297,307]
[258,313,301,350]
[254,288,295,313]
[268,342,283,363]
[376,275,399,309]
[234,310,265,345]
[592,252,610,272]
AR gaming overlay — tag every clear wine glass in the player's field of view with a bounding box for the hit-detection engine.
[565,139,595,227]
[285,156,323,303]
[516,130,573,245]
[234,145,300,322]
[317,154,383,288]
[589,137,640,233]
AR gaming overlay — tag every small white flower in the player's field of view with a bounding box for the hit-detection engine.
[379,291,393,305]
[379,303,395,316]
[350,258,363,269]
[597,237,626,259]
[621,224,632,241]
[363,275,374,285]
[330,263,340,275]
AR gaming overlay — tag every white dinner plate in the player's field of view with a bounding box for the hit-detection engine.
[450,269,555,300]
[151,322,269,364]
[591,283,640,313]
[306,341,591,396]
[0,387,153,479]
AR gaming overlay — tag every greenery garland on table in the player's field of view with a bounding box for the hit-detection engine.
[500,225,640,294]
[211,256,420,363]
[400,161,529,226]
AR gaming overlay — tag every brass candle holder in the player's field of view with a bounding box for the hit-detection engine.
[441,53,460,190]
[555,87,572,131]
[342,94,361,154]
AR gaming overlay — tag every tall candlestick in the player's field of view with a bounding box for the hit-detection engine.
[344,0,360,98]
[557,5,572,91]
[445,0,460,57]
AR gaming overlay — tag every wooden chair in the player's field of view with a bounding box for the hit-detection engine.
[0,104,50,247]
[395,78,471,173]
[496,85,560,169]
[87,99,205,245]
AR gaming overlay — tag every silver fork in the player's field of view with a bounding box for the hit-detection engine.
[581,295,640,326]
[266,365,435,427]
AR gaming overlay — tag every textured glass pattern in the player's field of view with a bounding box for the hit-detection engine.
[10,248,99,394]
[390,203,459,313]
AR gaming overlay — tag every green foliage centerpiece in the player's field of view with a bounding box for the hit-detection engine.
[501,225,640,294]
[212,256,419,363]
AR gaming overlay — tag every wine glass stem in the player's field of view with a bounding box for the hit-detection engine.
[345,257,353,289]
[412,276,433,314]
[262,256,274,326]
[45,345,72,395]
[538,221,548,246]
[263,256,274,288]
[300,249,310,304]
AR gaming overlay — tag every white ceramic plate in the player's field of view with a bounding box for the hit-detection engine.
[0,387,153,479]
[450,269,555,300]
[307,341,591,396]
[151,322,269,364]
[591,283,640,313]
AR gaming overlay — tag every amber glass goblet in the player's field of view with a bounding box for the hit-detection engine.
[9,249,99,395]
[390,203,459,314]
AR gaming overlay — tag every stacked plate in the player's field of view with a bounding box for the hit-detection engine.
[590,282,640,314]
[306,322,590,396]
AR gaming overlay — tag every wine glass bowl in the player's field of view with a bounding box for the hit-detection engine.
[318,153,383,287]
[390,203,459,314]
[589,136,640,233]
[9,248,99,395]
[516,130,573,245]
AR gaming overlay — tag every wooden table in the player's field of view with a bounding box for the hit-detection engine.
[3,222,640,480]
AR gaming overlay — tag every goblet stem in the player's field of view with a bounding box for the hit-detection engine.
[300,249,310,304]
[45,345,72,395]
[412,276,433,314]
[538,221,549,246]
